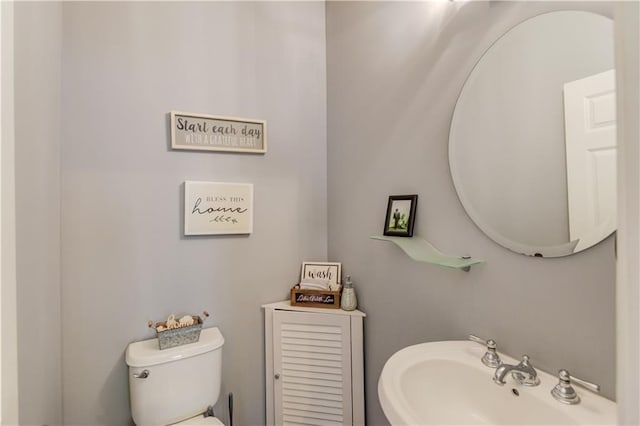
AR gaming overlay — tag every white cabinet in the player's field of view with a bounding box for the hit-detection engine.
[263,301,366,426]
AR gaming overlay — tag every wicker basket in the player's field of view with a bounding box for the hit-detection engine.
[155,316,203,350]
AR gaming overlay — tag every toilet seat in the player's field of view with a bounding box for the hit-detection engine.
[174,415,225,425]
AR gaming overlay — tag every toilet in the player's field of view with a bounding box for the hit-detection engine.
[126,327,226,426]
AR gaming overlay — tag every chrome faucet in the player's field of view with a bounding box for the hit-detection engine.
[493,355,540,386]
[551,369,600,404]
[468,335,501,368]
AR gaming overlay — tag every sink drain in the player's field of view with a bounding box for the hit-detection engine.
[512,389,520,397]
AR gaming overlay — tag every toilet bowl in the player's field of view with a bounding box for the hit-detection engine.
[126,327,225,426]
[173,414,224,425]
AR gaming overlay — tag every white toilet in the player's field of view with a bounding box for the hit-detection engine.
[125,327,226,426]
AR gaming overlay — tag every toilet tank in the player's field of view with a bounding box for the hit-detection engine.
[126,327,224,426]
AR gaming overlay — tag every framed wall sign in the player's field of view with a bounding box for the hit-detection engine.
[383,194,418,237]
[300,262,342,286]
[170,111,267,154]
[184,181,253,235]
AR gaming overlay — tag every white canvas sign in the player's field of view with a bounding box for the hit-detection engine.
[184,181,253,235]
[300,262,342,286]
[171,111,267,154]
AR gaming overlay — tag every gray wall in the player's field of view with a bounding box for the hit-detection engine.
[326,2,616,425]
[14,3,63,425]
[1,2,20,423]
[60,2,326,425]
[615,3,640,423]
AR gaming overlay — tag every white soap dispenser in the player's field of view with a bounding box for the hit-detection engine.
[341,275,358,311]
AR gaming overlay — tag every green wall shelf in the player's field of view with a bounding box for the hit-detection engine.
[370,235,484,271]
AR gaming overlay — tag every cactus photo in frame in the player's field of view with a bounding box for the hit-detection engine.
[383,194,418,237]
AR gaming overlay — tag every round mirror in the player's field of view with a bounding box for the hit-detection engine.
[449,11,615,257]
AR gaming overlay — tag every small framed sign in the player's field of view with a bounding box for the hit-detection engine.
[290,286,340,309]
[383,194,418,237]
[300,262,342,286]
[184,181,253,236]
[171,111,267,154]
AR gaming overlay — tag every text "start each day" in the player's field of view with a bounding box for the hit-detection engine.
[176,117,262,139]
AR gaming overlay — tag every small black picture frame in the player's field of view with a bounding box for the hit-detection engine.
[383,195,418,237]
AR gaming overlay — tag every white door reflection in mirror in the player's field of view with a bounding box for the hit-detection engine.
[564,69,616,253]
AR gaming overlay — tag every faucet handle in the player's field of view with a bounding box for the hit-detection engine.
[551,369,600,405]
[512,355,540,386]
[468,335,501,368]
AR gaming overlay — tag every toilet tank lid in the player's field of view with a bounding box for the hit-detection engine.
[126,327,224,368]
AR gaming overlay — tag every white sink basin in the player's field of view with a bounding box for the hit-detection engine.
[378,341,616,425]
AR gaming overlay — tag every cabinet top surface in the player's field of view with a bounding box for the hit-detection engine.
[262,300,366,317]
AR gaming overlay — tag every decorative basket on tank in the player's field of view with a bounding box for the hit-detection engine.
[148,311,209,350]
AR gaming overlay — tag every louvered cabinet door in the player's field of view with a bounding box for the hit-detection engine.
[273,310,352,426]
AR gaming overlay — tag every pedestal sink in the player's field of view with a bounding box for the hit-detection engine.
[378,341,616,425]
